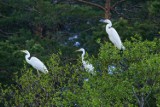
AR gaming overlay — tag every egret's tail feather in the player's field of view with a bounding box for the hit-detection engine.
[45,69,49,73]
[121,45,125,50]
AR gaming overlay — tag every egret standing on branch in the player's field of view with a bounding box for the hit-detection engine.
[76,48,96,75]
[21,50,48,76]
[100,19,125,50]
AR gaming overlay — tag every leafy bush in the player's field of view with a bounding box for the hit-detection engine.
[1,37,160,106]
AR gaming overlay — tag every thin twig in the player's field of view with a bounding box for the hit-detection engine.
[123,8,137,13]
[111,0,126,9]
[145,90,151,101]
[74,0,106,12]
[141,93,144,107]
[0,29,20,35]
[112,9,128,19]
[132,86,140,105]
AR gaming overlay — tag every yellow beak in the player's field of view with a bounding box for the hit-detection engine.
[20,50,25,52]
[75,49,80,52]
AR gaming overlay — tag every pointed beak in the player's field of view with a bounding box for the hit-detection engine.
[99,19,105,23]
[75,49,80,52]
[20,50,25,53]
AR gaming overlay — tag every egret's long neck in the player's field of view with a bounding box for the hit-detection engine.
[25,52,31,64]
[106,22,112,29]
[81,50,85,63]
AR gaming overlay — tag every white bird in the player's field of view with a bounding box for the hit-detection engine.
[100,19,125,50]
[76,48,96,75]
[21,50,48,76]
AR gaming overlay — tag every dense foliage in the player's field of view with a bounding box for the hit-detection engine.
[0,0,160,106]
[1,37,160,106]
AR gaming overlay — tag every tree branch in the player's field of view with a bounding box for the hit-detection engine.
[145,90,151,101]
[73,0,106,12]
[111,0,125,10]
[0,29,13,35]
[141,93,144,107]
[0,29,20,35]
[112,9,128,19]
[132,86,141,105]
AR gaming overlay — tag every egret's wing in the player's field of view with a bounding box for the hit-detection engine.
[30,57,48,73]
[108,27,124,50]
[83,61,95,75]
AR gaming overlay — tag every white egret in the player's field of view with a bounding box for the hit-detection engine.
[100,19,125,50]
[76,48,96,75]
[21,50,48,76]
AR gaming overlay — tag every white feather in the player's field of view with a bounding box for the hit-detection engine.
[101,19,125,50]
[30,57,48,74]
[76,48,96,75]
[21,50,48,74]
[82,61,95,75]
[106,27,125,50]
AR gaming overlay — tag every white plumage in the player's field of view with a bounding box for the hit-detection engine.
[100,19,125,50]
[21,50,48,75]
[76,48,95,75]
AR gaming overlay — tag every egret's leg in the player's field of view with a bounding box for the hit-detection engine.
[37,70,40,77]
[119,49,124,57]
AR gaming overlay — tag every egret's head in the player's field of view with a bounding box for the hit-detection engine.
[21,50,29,54]
[99,19,111,24]
[76,48,85,52]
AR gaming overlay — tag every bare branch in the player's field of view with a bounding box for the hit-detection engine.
[141,93,144,107]
[112,9,127,19]
[111,0,125,10]
[145,90,152,101]
[0,29,20,35]
[0,35,9,38]
[123,8,137,13]
[0,29,13,35]
[73,0,106,12]
[132,86,141,105]
[0,14,8,18]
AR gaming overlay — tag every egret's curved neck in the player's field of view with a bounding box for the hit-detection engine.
[25,52,31,64]
[81,50,85,63]
[106,22,112,29]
